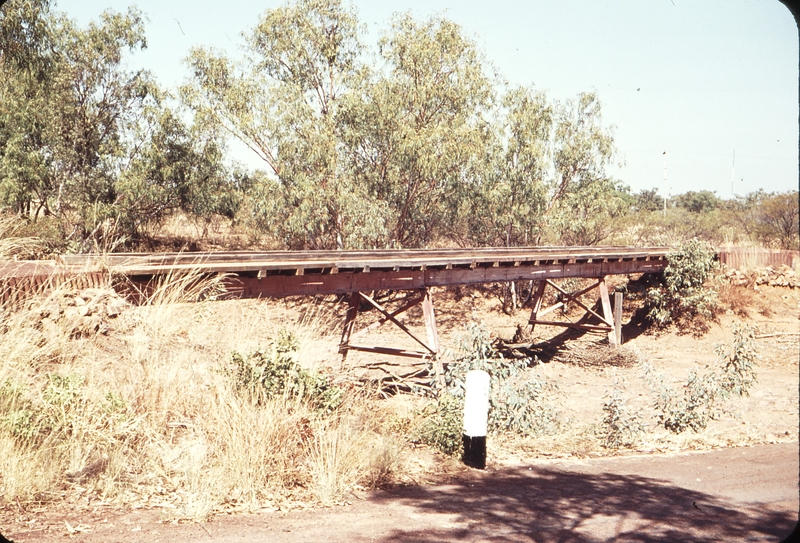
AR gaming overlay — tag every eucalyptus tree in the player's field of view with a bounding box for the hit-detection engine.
[465,86,553,247]
[0,0,62,217]
[0,0,238,248]
[185,1,497,249]
[549,92,615,212]
[546,92,628,245]
[0,0,157,237]
[116,105,237,240]
[339,13,495,248]
[183,0,626,250]
[48,7,155,233]
[184,0,372,249]
[467,88,624,248]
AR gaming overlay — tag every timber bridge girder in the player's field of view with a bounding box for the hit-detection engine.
[0,246,669,359]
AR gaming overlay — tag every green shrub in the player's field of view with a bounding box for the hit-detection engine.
[716,322,758,398]
[414,323,558,456]
[642,322,758,433]
[413,393,464,456]
[645,238,718,328]
[445,323,558,436]
[1,372,89,443]
[643,363,722,433]
[601,378,645,448]
[227,330,343,413]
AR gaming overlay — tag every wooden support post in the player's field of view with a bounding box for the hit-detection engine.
[613,291,623,346]
[598,278,616,346]
[528,280,548,333]
[339,291,360,358]
[421,288,444,386]
[421,289,440,354]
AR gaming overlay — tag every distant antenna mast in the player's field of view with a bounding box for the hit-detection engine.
[731,149,735,198]
[662,151,667,217]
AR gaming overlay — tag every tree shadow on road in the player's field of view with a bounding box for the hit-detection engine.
[372,466,797,542]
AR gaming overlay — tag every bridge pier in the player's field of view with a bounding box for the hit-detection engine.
[338,288,444,382]
[528,276,623,346]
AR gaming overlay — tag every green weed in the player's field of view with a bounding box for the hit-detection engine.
[601,377,646,448]
[227,330,343,413]
[642,322,758,433]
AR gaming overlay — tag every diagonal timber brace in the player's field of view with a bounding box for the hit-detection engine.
[528,277,623,346]
[339,288,442,373]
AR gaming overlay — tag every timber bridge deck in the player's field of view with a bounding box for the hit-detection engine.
[1,246,670,359]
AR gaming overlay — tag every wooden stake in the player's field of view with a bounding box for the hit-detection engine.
[613,291,623,346]
[421,288,444,386]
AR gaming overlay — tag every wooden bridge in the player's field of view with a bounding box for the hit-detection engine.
[0,246,669,359]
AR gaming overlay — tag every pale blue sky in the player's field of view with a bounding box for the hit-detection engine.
[56,0,798,198]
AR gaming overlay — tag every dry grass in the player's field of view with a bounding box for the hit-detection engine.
[0,216,45,260]
[1,227,793,521]
[0,266,404,519]
[717,283,773,318]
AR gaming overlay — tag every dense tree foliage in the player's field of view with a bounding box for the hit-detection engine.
[184,0,624,250]
[0,0,238,249]
[0,0,794,253]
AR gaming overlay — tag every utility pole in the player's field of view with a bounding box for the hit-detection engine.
[662,151,667,217]
[731,149,736,198]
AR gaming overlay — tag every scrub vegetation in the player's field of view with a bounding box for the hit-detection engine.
[0,0,796,525]
[0,0,796,254]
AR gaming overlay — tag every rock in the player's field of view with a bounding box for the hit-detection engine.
[79,287,108,301]
[71,315,105,337]
[40,317,61,341]
[39,301,62,320]
[66,455,109,482]
[105,297,130,318]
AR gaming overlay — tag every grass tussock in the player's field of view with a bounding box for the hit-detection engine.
[0,268,405,519]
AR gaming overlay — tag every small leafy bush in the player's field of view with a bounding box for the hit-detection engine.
[228,330,343,413]
[601,378,645,448]
[0,372,125,447]
[645,238,718,329]
[413,393,464,457]
[643,364,722,433]
[642,322,758,433]
[417,323,558,456]
[716,322,758,398]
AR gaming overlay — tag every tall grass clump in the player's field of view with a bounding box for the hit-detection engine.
[0,262,403,516]
[0,275,137,504]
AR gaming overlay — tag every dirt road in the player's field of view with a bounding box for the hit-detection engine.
[5,442,797,543]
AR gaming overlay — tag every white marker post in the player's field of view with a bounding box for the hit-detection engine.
[462,370,490,469]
